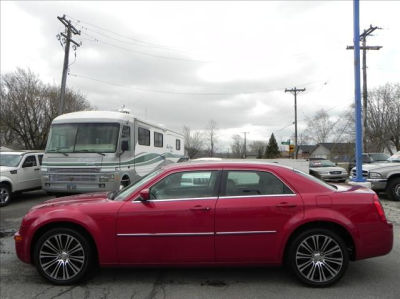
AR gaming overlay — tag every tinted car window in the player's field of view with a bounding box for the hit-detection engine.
[22,155,37,167]
[150,171,218,200]
[138,127,150,146]
[37,154,43,165]
[224,171,293,196]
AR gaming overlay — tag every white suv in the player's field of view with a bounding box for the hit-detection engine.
[0,151,44,207]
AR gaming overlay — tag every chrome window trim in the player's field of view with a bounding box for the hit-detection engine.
[224,170,297,195]
[218,194,297,199]
[216,230,277,235]
[117,232,214,237]
[117,230,277,237]
[132,196,218,203]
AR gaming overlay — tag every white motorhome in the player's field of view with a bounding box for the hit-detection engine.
[41,111,184,194]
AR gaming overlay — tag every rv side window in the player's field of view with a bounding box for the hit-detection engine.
[154,132,163,148]
[138,127,150,146]
[176,139,181,150]
[122,126,131,150]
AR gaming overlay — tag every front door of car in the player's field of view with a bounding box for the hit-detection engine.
[116,170,221,264]
[215,170,303,263]
[18,155,40,190]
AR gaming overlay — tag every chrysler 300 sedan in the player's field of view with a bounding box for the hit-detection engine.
[14,161,393,287]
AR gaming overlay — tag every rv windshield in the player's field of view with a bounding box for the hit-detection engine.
[46,123,120,153]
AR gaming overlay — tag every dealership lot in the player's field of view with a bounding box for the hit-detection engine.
[1,191,399,299]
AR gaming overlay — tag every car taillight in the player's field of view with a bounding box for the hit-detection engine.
[373,194,387,222]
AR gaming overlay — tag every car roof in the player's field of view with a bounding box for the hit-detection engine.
[161,160,295,172]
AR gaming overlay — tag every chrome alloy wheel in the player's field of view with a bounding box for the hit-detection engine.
[38,234,85,281]
[0,187,10,204]
[395,183,400,198]
[295,234,344,283]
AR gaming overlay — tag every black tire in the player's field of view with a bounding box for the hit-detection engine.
[386,178,400,201]
[0,183,12,207]
[288,228,349,287]
[33,228,94,285]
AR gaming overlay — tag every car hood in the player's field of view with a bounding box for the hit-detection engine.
[354,162,400,171]
[310,166,346,173]
[0,166,17,173]
[32,192,109,210]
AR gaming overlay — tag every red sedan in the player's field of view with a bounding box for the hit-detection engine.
[14,161,393,287]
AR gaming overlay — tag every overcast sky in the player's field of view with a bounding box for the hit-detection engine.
[1,1,399,151]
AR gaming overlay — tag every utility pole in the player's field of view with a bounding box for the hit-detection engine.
[347,25,382,151]
[284,87,305,159]
[242,132,249,159]
[57,15,81,115]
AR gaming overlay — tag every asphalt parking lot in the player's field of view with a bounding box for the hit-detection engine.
[1,191,399,299]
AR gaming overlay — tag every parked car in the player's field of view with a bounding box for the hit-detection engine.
[309,159,348,182]
[350,151,400,201]
[0,151,44,207]
[347,153,390,172]
[15,161,393,287]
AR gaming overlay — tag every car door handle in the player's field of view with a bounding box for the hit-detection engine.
[34,168,40,171]
[190,205,211,211]
[276,202,297,208]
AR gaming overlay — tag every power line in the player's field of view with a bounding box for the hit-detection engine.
[67,15,188,54]
[79,31,205,63]
[69,72,292,96]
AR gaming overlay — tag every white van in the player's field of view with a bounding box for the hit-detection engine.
[41,111,184,194]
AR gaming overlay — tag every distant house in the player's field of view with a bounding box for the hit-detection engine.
[296,145,316,159]
[310,143,355,162]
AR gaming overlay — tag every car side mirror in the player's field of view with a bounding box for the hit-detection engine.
[121,140,129,152]
[138,189,150,201]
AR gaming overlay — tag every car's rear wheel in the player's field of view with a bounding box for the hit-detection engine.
[288,228,349,287]
[0,183,12,207]
[386,178,400,201]
[34,228,93,285]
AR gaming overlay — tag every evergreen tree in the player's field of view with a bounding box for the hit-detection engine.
[264,133,280,158]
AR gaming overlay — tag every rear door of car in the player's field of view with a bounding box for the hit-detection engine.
[116,169,221,264]
[215,169,303,263]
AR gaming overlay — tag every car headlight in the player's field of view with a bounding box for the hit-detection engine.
[320,171,330,175]
[369,172,382,179]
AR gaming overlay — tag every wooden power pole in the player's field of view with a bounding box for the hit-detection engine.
[57,15,81,115]
[347,25,382,151]
[285,87,305,159]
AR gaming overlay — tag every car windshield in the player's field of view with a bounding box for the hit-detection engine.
[388,152,400,162]
[294,169,336,191]
[46,123,120,153]
[370,153,390,161]
[114,169,163,201]
[310,160,335,167]
[0,154,22,167]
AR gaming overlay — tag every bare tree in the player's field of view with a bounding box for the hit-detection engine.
[367,83,400,153]
[205,119,218,157]
[183,126,204,158]
[303,109,336,144]
[230,134,243,158]
[249,140,266,158]
[0,68,93,149]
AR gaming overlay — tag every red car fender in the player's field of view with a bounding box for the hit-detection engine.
[277,207,359,262]
[24,209,114,264]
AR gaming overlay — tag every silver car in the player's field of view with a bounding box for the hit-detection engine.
[309,159,348,183]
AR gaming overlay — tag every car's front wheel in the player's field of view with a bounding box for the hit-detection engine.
[386,178,400,201]
[0,183,12,207]
[34,228,93,285]
[288,228,349,287]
